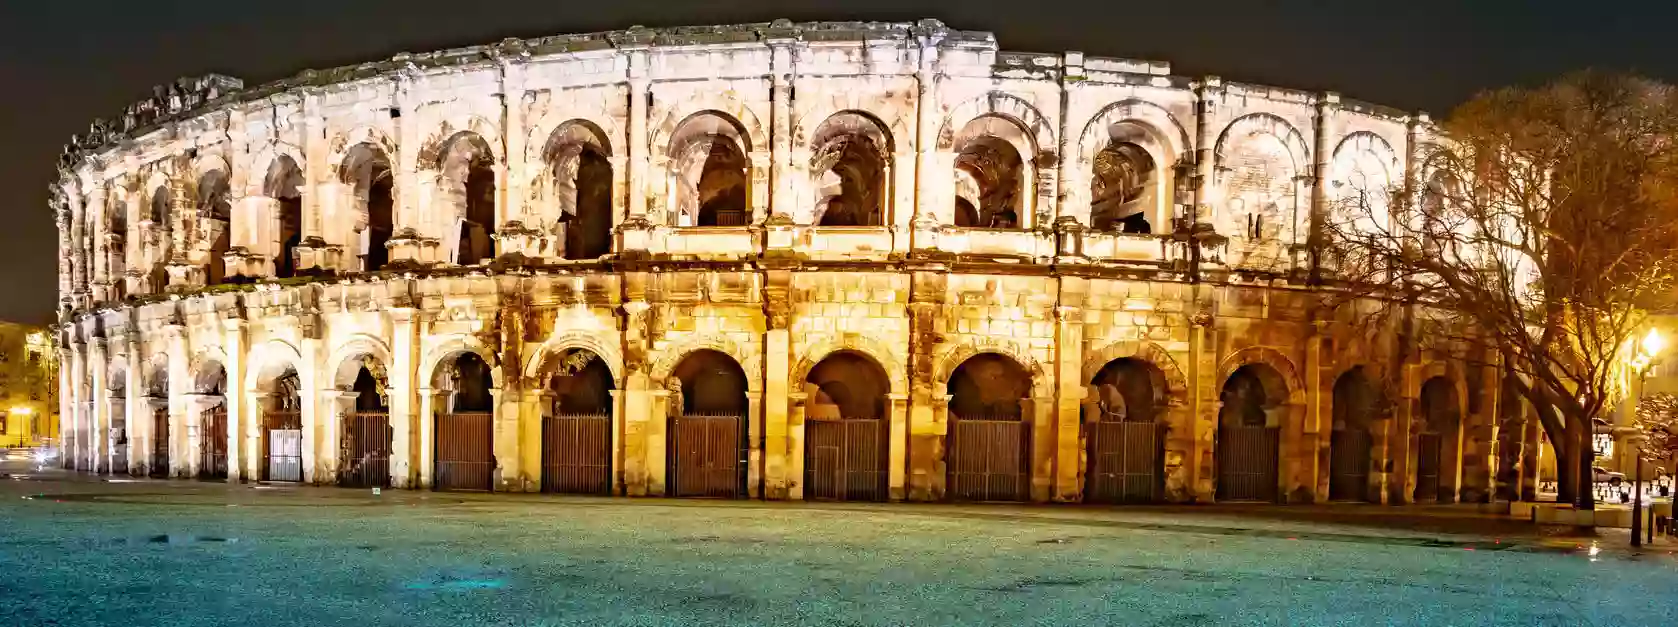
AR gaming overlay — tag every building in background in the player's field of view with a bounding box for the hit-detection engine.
[0,322,57,448]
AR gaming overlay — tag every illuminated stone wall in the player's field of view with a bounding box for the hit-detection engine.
[49,19,1520,504]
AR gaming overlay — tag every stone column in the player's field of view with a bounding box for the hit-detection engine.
[415,389,442,490]
[122,334,141,475]
[520,390,545,493]
[1386,362,1422,504]
[299,334,322,483]
[222,318,247,482]
[67,339,87,471]
[1192,77,1223,227]
[163,323,189,477]
[908,32,942,248]
[1303,322,1330,503]
[88,338,108,474]
[626,50,650,218]
[1052,302,1085,503]
[320,391,355,483]
[766,36,796,218]
[619,378,656,496]
[1029,394,1058,503]
[747,393,764,499]
[389,306,418,488]
[905,300,942,501]
[500,58,526,233]
[1519,404,1541,501]
[647,387,672,496]
[786,390,808,501]
[244,392,268,480]
[608,390,625,494]
[762,290,792,500]
[491,386,525,492]
[886,392,909,501]
[1188,313,1217,501]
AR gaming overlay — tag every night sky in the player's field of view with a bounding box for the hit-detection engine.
[1,0,1672,325]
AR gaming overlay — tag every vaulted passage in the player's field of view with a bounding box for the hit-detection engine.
[542,121,615,259]
[812,111,891,227]
[340,358,391,489]
[542,349,613,495]
[146,185,171,293]
[1329,367,1381,502]
[802,351,889,502]
[945,353,1031,502]
[951,115,1028,229]
[196,364,228,481]
[667,350,748,498]
[668,112,750,227]
[436,132,497,265]
[1216,364,1283,502]
[1090,142,1156,233]
[1083,358,1167,504]
[260,367,303,482]
[1416,377,1460,503]
[265,156,305,279]
[341,143,394,272]
[434,352,495,492]
[197,169,231,284]
[146,366,168,478]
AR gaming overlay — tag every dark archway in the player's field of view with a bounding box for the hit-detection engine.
[1091,141,1157,233]
[196,364,229,481]
[341,144,394,272]
[668,349,749,498]
[543,349,614,495]
[259,366,303,482]
[341,358,392,489]
[543,121,614,260]
[1329,367,1382,502]
[803,351,890,501]
[668,112,750,227]
[1416,377,1460,503]
[435,352,495,491]
[1216,364,1284,502]
[146,365,169,478]
[436,133,497,265]
[265,156,305,279]
[197,170,232,284]
[945,353,1032,502]
[1084,358,1168,504]
[812,112,891,227]
[147,185,171,293]
[108,374,129,475]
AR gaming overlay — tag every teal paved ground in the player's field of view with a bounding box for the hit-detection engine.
[1,464,1674,626]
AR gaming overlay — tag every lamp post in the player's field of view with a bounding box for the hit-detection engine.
[1629,328,1665,547]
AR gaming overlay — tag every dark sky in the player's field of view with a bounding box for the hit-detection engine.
[2,0,1673,325]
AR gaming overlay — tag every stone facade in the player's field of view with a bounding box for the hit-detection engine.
[49,19,1528,504]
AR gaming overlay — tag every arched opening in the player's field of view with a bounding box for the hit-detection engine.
[1091,142,1157,233]
[339,356,391,489]
[197,170,232,284]
[950,115,1030,229]
[147,186,171,293]
[108,372,129,475]
[667,349,749,498]
[668,112,750,227]
[1220,126,1298,251]
[945,353,1032,502]
[108,192,128,301]
[1083,358,1168,504]
[257,365,303,482]
[812,112,891,227]
[1329,367,1382,502]
[953,197,979,228]
[1216,364,1284,502]
[437,133,498,265]
[541,348,614,495]
[802,351,890,501]
[341,144,394,272]
[434,352,495,491]
[145,364,169,478]
[265,156,305,279]
[196,364,229,481]
[1416,377,1461,503]
[544,122,615,260]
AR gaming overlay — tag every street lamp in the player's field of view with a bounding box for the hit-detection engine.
[1629,328,1666,547]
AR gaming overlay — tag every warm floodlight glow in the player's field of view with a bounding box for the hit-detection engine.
[1641,328,1665,360]
[10,406,32,416]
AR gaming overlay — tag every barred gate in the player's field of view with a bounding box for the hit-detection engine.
[435,412,494,492]
[1216,425,1279,502]
[340,412,392,489]
[150,407,170,478]
[264,411,303,482]
[199,406,229,480]
[110,408,128,475]
[946,415,1031,502]
[804,418,887,502]
[1415,432,1442,502]
[669,412,745,498]
[542,413,611,495]
[1328,429,1373,501]
[1084,420,1165,504]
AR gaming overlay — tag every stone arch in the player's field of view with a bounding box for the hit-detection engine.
[190,347,230,394]
[326,334,394,390]
[1073,100,1190,233]
[325,126,400,174]
[143,353,170,398]
[936,92,1055,155]
[523,331,625,389]
[414,115,504,169]
[526,102,625,163]
[246,143,307,195]
[532,119,616,259]
[661,110,753,227]
[244,339,303,392]
[1080,341,1189,407]
[105,356,130,391]
[933,339,1051,400]
[418,337,504,391]
[649,94,764,158]
[648,334,762,393]
[792,98,913,151]
[189,153,231,184]
[1215,346,1304,405]
[792,334,908,396]
[1329,131,1402,232]
[1214,113,1311,173]
[808,110,896,227]
[945,113,1033,229]
[1077,99,1191,168]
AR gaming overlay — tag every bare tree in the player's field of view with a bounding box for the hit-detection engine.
[1322,71,1678,508]
[1635,392,1678,467]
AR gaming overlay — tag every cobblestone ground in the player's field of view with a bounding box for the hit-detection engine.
[1,466,1675,626]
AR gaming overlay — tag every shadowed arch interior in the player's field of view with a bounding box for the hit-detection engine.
[1083,357,1170,504]
[805,351,889,420]
[340,143,394,272]
[1415,376,1460,503]
[947,353,1030,419]
[264,156,305,279]
[1087,357,1167,423]
[1329,366,1382,502]
[146,184,172,292]
[435,132,497,265]
[812,111,891,227]
[1217,364,1285,502]
[668,112,750,227]
[670,349,748,414]
[542,121,614,259]
[547,349,613,414]
[1091,142,1156,233]
[197,169,232,284]
[951,115,1028,229]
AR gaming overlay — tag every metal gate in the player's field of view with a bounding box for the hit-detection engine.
[1216,425,1279,502]
[150,407,170,478]
[110,408,128,475]
[669,412,745,498]
[1084,420,1165,504]
[435,412,494,491]
[340,412,392,489]
[946,416,1031,502]
[1328,429,1372,501]
[1415,432,1442,502]
[199,407,229,480]
[264,411,303,482]
[804,418,887,502]
[542,413,611,495]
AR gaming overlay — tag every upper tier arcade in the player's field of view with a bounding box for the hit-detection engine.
[52,18,1433,318]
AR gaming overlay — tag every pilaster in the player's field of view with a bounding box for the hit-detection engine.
[389,306,418,488]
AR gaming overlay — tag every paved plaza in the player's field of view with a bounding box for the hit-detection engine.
[1,462,1675,626]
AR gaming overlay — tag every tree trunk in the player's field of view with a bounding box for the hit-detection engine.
[1576,425,1596,510]
[1530,391,1576,503]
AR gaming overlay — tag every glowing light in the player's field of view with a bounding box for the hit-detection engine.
[1642,328,1665,360]
[10,406,32,416]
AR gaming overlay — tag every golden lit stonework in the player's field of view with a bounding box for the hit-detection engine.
[49,19,1522,505]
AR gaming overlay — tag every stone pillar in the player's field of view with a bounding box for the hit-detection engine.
[909,31,941,245]
[886,392,909,501]
[389,307,418,488]
[906,299,942,501]
[1519,403,1541,501]
[1386,362,1422,504]
[298,334,322,483]
[500,58,526,233]
[492,386,526,492]
[88,338,108,474]
[767,36,796,219]
[1302,322,1330,503]
[1189,313,1217,501]
[121,334,141,475]
[1192,77,1223,227]
[626,50,650,219]
[243,392,268,480]
[67,339,87,471]
[164,324,189,477]
[787,391,808,500]
[320,391,355,483]
[1052,302,1085,502]
[1029,394,1058,502]
[619,378,657,496]
[415,389,442,489]
[747,393,764,499]
[1309,93,1338,275]
[222,319,246,482]
[762,282,792,499]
